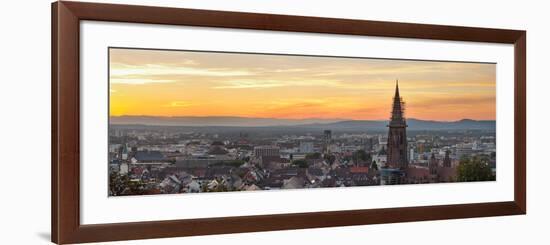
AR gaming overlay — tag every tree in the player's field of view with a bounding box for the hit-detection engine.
[324,154,336,165]
[292,159,309,168]
[370,160,379,171]
[109,172,146,196]
[353,150,369,161]
[353,149,371,164]
[210,160,245,168]
[109,172,127,196]
[214,184,228,192]
[456,156,495,182]
[305,152,322,160]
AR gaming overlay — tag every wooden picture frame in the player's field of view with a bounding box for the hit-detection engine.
[52,1,526,244]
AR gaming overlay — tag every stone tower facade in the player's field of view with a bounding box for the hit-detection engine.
[386,80,408,169]
[443,150,452,167]
[429,153,438,175]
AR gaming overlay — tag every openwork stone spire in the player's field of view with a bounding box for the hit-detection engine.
[386,80,408,169]
[390,80,406,126]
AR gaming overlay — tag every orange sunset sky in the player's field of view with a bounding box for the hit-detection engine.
[109,48,496,121]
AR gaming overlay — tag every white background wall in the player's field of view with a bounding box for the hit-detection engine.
[0,0,547,244]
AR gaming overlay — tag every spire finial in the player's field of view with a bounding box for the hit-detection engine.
[397,79,400,91]
[394,79,400,97]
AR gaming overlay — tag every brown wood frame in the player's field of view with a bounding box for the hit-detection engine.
[51,1,526,244]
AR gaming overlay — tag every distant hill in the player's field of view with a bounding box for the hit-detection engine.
[110,116,495,131]
[298,118,495,131]
[110,116,344,127]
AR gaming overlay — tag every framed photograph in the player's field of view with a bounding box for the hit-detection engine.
[52,1,526,244]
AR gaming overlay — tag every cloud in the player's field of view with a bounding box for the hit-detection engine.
[111,64,255,77]
[110,48,201,67]
[411,95,495,108]
[212,79,286,89]
[212,79,342,89]
[272,68,308,73]
[163,101,195,108]
[110,78,175,85]
[110,63,257,84]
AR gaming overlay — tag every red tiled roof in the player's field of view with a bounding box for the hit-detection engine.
[406,167,430,178]
[350,166,369,174]
[437,167,457,181]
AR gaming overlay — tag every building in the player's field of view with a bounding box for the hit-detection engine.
[119,162,129,175]
[443,150,452,167]
[429,153,438,175]
[208,142,229,155]
[131,150,170,165]
[363,137,375,152]
[323,130,332,154]
[120,144,129,160]
[386,80,408,169]
[373,147,387,169]
[380,168,405,185]
[404,164,458,184]
[254,146,280,158]
[299,141,314,153]
[455,143,476,157]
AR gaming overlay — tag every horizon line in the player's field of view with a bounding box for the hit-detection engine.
[109,115,496,123]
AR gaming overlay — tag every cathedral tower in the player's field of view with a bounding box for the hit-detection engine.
[429,153,438,175]
[443,150,452,167]
[386,80,408,169]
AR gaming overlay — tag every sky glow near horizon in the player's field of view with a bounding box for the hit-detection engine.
[109,48,496,121]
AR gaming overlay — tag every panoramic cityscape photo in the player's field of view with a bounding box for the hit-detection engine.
[108,48,496,196]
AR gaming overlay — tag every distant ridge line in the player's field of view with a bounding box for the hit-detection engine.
[110,116,495,131]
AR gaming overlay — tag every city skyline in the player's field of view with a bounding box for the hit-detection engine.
[108,58,496,196]
[109,48,496,121]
